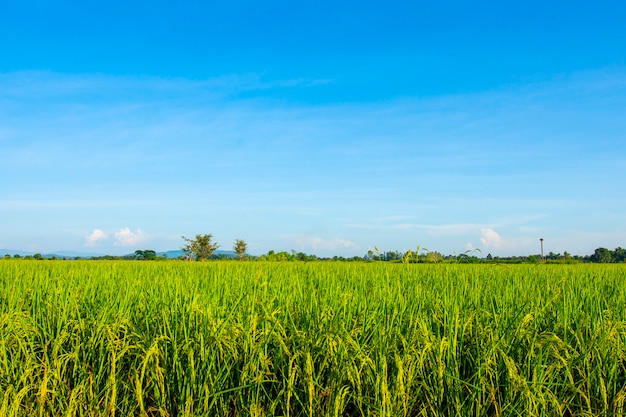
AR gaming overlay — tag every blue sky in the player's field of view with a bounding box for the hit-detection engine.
[1,1,625,257]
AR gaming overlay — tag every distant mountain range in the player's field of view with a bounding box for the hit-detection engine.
[50,250,107,258]
[1,249,237,259]
[0,249,104,258]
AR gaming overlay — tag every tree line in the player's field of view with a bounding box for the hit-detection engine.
[2,235,625,263]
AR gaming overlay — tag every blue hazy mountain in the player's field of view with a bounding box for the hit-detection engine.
[1,248,237,259]
[1,249,104,258]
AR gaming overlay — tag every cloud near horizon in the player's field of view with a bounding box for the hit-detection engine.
[114,228,147,247]
[2,67,625,257]
[479,228,539,254]
[84,229,108,247]
[480,228,503,249]
[287,235,359,252]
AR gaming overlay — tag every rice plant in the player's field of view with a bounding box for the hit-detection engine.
[0,260,625,416]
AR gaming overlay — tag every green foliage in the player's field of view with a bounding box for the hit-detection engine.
[1,261,626,415]
[255,249,318,262]
[134,249,157,260]
[424,251,444,263]
[592,247,613,263]
[181,234,219,261]
[588,246,626,263]
[233,239,248,260]
[615,247,626,262]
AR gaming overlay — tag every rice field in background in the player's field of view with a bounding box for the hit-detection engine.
[0,260,625,416]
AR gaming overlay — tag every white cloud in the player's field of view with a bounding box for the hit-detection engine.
[478,228,537,254]
[480,228,503,249]
[114,227,146,247]
[332,238,359,249]
[345,222,484,234]
[85,229,108,247]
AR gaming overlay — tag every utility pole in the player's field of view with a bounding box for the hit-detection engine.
[540,238,544,261]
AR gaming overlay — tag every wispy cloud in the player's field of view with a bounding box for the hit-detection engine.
[0,71,331,102]
[465,242,476,251]
[346,221,488,233]
[287,235,359,252]
[346,212,550,234]
[2,68,625,256]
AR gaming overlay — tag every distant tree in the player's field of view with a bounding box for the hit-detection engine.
[591,247,612,263]
[425,251,443,263]
[259,250,297,261]
[3,254,10,259]
[182,234,219,261]
[134,250,157,260]
[384,251,402,261]
[33,253,43,260]
[613,247,626,263]
[295,251,317,261]
[233,239,248,260]
[13,254,22,259]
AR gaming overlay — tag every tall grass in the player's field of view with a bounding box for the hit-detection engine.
[0,260,625,416]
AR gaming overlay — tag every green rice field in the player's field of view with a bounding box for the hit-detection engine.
[0,260,625,416]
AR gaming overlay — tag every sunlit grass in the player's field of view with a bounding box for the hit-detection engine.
[0,260,625,416]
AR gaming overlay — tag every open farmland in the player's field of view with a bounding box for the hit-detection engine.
[0,260,625,416]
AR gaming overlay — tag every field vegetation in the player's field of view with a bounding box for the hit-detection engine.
[0,260,625,416]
